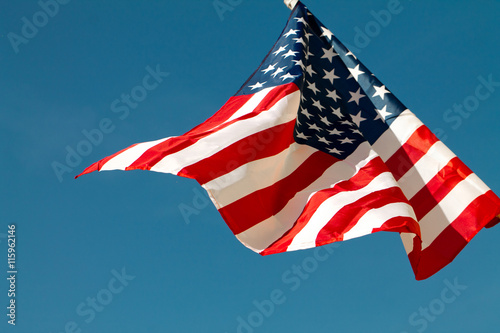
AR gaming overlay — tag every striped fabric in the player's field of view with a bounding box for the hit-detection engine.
[77,2,500,280]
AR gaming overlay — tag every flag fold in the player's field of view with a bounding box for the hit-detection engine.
[77,1,500,280]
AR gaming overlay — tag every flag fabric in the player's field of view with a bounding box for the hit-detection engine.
[77,2,500,280]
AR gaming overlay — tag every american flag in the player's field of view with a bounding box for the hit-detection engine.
[77,2,500,280]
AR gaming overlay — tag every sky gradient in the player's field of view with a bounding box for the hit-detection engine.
[1,1,500,332]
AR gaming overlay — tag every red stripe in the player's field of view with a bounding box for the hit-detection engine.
[409,190,500,280]
[182,94,254,137]
[76,93,255,178]
[315,216,421,252]
[75,143,140,179]
[178,120,296,183]
[385,125,439,181]
[372,215,421,235]
[306,157,390,231]
[485,215,500,228]
[219,150,339,235]
[125,83,299,172]
[315,187,413,245]
[262,189,413,256]
[409,157,473,220]
[260,157,418,255]
[260,158,386,255]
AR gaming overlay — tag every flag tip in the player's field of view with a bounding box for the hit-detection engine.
[74,162,100,180]
[284,0,298,10]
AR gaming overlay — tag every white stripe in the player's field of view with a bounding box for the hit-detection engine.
[209,141,376,209]
[419,173,490,249]
[343,202,416,241]
[373,109,423,161]
[287,171,406,251]
[224,87,276,124]
[233,143,377,253]
[204,143,317,209]
[397,141,456,200]
[101,138,170,171]
[150,91,301,174]
[400,232,417,254]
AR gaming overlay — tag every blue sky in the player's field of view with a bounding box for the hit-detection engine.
[1,1,500,332]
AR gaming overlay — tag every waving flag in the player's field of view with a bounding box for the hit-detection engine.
[77,2,500,280]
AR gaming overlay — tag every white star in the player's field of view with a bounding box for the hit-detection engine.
[261,63,276,74]
[282,49,299,58]
[328,148,343,155]
[341,120,354,126]
[328,128,344,136]
[293,59,306,69]
[372,85,390,100]
[304,32,313,40]
[339,137,355,144]
[307,81,320,95]
[348,64,365,81]
[271,66,286,78]
[300,107,313,119]
[350,111,366,127]
[319,116,332,126]
[305,50,314,59]
[374,105,392,122]
[293,37,307,47]
[345,50,357,59]
[295,17,309,26]
[348,88,365,105]
[295,131,310,140]
[284,29,299,38]
[321,48,338,63]
[273,46,287,56]
[331,107,343,118]
[351,128,362,135]
[305,65,316,76]
[326,89,341,102]
[320,27,334,40]
[323,68,340,85]
[308,123,322,132]
[317,135,332,145]
[280,73,296,81]
[249,81,266,90]
[311,98,325,111]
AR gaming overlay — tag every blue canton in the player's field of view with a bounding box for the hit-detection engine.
[236,2,409,159]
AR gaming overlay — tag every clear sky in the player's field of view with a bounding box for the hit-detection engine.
[1,1,500,332]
